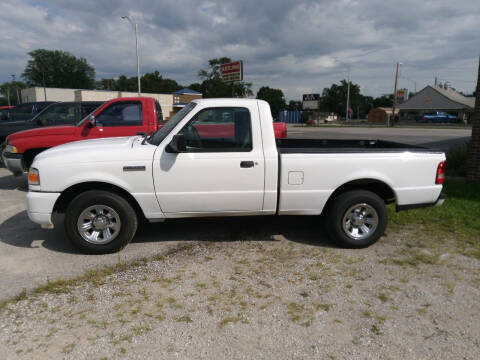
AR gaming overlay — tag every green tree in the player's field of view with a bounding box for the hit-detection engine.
[22,49,95,89]
[97,71,182,93]
[256,86,286,119]
[198,58,253,98]
[372,94,393,108]
[322,80,361,117]
[0,81,27,106]
[286,100,302,111]
[141,71,182,93]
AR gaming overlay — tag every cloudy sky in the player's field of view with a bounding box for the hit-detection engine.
[0,0,478,100]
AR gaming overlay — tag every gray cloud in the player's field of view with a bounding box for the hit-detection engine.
[0,0,478,99]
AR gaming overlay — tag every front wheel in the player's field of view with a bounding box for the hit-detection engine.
[326,190,387,248]
[65,190,138,254]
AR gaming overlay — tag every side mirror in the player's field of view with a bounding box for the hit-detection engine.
[166,134,186,153]
[88,114,96,127]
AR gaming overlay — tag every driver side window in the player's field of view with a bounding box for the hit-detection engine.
[178,107,252,152]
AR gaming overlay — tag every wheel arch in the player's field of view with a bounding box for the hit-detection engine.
[323,178,396,213]
[53,181,146,221]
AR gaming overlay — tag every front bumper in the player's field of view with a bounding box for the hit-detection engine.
[27,191,61,229]
[396,192,446,211]
[2,151,25,176]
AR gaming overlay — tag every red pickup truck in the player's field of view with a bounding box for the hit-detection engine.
[2,97,287,175]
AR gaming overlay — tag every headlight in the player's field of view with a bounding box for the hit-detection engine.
[5,144,18,153]
[28,168,40,186]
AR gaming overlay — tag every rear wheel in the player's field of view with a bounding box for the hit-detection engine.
[326,190,387,248]
[65,190,138,254]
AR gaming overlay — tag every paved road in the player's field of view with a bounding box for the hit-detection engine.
[287,125,471,152]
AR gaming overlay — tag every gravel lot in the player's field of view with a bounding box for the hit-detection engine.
[1,221,479,359]
[0,127,478,359]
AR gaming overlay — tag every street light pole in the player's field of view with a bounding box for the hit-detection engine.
[122,16,141,96]
[346,66,351,121]
[390,62,402,127]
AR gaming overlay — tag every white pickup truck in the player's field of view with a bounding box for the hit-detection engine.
[26,99,446,254]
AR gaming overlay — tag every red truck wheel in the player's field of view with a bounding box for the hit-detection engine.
[65,190,138,254]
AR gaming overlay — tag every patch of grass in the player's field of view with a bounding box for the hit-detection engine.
[389,183,480,254]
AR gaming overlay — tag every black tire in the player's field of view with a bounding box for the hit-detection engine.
[326,190,387,248]
[65,190,138,254]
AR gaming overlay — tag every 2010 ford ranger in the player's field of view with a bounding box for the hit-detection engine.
[26,98,446,254]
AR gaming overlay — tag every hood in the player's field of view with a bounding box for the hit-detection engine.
[7,125,76,141]
[34,135,156,165]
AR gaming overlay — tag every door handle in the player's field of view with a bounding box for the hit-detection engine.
[240,161,254,168]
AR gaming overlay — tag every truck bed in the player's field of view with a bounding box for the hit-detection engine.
[276,138,442,154]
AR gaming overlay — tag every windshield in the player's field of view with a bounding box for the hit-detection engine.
[150,102,197,145]
[76,102,106,126]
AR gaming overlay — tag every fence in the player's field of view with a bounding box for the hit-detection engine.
[278,110,302,123]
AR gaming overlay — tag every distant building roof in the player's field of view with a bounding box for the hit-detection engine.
[172,88,201,95]
[399,85,475,111]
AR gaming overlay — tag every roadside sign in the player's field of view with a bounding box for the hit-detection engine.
[302,93,320,110]
[221,61,243,82]
[302,94,320,101]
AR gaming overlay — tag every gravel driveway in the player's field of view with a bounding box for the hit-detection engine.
[1,221,479,359]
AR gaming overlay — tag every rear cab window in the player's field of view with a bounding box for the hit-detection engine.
[95,101,143,127]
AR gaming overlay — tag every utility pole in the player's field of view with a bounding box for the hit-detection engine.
[122,16,141,95]
[346,66,351,121]
[390,62,401,127]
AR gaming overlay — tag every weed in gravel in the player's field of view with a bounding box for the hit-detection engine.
[376,315,386,323]
[363,310,372,318]
[378,293,389,303]
[442,281,456,294]
[315,303,332,312]
[219,313,248,328]
[62,343,76,354]
[371,324,382,335]
[176,315,193,323]
[195,282,208,290]
[120,347,126,354]
[132,325,152,335]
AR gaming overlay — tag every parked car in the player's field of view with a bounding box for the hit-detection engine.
[2,97,287,175]
[0,101,103,143]
[422,111,458,123]
[24,98,445,254]
[0,106,14,121]
[8,101,56,122]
